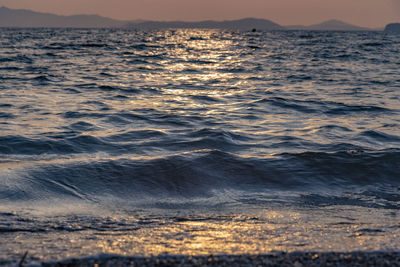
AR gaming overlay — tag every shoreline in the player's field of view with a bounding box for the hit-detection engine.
[38,252,400,266]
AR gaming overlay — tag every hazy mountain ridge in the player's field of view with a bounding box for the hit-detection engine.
[0,6,389,31]
[0,6,126,28]
[286,19,370,31]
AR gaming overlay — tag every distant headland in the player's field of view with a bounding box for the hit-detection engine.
[384,23,400,33]
[0,6,393,31]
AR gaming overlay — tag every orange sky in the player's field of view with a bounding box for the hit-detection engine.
[1,0,399,28]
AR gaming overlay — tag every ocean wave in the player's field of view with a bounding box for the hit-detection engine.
[1,150,399,206]
[253,97,392,115]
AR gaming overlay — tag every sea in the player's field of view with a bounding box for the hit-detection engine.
[0,28,399,265]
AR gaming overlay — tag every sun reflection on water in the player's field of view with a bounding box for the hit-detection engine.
[7,206,394,261]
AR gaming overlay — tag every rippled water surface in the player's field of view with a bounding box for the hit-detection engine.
[0,28,400,264]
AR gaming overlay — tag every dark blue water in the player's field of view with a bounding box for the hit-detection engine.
[1,28,400,263]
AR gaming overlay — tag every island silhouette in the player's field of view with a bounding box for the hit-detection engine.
[384,23,400,33]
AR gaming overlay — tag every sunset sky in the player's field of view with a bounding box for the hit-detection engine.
[1,0,399,28]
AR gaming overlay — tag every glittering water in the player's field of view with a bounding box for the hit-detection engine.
[0,28,400,264]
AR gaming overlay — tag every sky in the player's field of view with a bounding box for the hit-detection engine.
[1,0,399,28]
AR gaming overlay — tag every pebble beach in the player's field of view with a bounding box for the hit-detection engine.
[40,252,400,267]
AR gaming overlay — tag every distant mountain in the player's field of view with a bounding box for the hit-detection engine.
[0,7,376,31]
[0,6,126,27]
[126,18,284,30]
[287,19,370,31]
[384,23,400,33]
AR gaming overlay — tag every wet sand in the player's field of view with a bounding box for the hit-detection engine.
[42,252,400,266]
